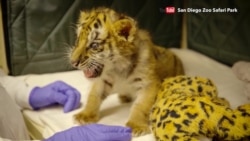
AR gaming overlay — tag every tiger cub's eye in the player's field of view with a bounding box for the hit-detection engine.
[90,42,99,49]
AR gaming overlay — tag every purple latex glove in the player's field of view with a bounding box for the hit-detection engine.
[44,124,132,141]
[29,81,81,113]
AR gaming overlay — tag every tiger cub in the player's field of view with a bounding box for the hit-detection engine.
[69,7,184,136]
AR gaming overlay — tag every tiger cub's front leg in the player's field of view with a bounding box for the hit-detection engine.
[126,81,160,136]
[74,80,106,124]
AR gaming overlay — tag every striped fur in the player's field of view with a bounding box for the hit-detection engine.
[69,7,184,136]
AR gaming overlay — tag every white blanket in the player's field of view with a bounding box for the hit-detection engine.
[17,48,250,140]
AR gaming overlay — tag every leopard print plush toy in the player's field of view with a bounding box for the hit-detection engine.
[150,76,250,141]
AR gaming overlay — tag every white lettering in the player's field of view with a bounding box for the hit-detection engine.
[202,8,212,12]
[187,8,201,13]
[227,8,237,12]
[213,8,226,12]
[177,8,186,13]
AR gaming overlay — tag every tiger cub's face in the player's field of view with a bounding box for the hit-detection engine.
[70,8,137,78]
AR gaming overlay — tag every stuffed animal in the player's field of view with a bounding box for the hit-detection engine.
[233,61,250,99]
[149,76,250,141]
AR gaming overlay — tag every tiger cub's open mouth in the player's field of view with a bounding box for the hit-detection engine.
[83,64,104,78]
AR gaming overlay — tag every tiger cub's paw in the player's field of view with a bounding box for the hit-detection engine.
[126,121,151,137]
[74,111,99,125]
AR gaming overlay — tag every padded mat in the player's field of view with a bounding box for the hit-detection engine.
[17,49,250,140]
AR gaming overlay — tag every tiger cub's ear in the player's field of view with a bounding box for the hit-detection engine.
[113,18,137,42]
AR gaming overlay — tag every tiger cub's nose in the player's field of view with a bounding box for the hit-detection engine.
[71,60,80,68]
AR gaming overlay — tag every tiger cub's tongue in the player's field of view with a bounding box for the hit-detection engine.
[83,69,95,78]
